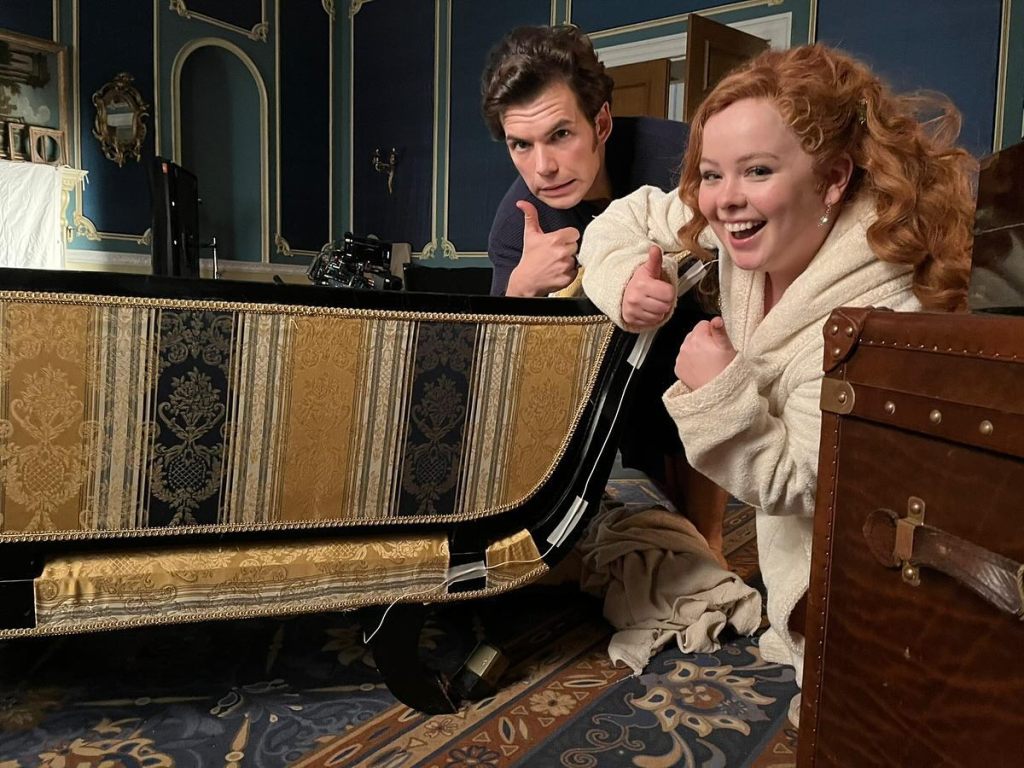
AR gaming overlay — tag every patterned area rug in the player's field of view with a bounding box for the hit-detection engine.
[0,482,799,767]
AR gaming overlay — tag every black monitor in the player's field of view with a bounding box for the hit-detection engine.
[149,156,200,278]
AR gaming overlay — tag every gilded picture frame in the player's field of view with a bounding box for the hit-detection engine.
[0,28,69,160]
[6,120,27,161]
[92,72,149,167]
[28,125,65,165]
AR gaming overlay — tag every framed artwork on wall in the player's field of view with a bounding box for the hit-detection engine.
[0,28,68,162]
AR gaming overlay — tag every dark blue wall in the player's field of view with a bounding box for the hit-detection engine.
[817,0,1002,158]
[186,0,262,32]
[573,0,741,32]
[1,0,52,40]
[352,0,434,249]
[446,0,550,252]
[279,0,331,252]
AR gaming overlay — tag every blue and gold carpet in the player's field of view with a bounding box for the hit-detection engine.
[0,480,798,767]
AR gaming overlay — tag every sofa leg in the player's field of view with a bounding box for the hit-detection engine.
[368,602,459,714]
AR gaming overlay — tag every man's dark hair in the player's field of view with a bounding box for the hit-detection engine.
[481,25,614,141]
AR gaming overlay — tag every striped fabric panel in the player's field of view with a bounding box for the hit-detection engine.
[458,322,524,513]
[346,319,414,520]
[456,321,610,514]
[501,323,596,503]
[87,305,158,531]
[221,312,291,525]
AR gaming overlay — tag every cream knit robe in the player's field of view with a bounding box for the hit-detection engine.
[579,185,921,682]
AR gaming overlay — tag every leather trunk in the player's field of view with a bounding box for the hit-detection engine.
[798,307,1024,766]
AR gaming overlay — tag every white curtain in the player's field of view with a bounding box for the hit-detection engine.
[0,159,64,270]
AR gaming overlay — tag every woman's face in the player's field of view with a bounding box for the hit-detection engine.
[697,98,839,293]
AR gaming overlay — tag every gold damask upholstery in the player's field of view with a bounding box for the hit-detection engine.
[25,529,551,635]
[0,295,611,536]
[34,534,451,634]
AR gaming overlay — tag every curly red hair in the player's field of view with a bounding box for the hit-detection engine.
[677,44,977,311]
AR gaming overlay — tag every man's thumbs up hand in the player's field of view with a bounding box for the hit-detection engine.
[621,245,675,328]
[505,200,580,297]
[517,200,543,237]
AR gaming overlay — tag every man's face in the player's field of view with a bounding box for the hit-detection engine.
[500,80,611,209]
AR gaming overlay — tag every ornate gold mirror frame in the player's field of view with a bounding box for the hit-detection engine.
[92,72,149,166]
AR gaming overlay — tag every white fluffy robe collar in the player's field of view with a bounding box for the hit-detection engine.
[719,193,916,371]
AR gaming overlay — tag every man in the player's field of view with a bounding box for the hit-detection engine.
[480,25,729,561]
[481,24,688,297]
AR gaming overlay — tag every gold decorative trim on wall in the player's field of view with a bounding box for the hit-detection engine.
[171,38,271,262]
[274,233,321,258]
[154,0,161,155]
[59,168,89,242]
[993,0,1012,149]
[420,238,456,260]
[428,0,446,258]
[73,212,101,241]
[349,0,377,18]
[169,0,270,42]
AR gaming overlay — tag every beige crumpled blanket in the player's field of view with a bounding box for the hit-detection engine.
[578,500,762,675]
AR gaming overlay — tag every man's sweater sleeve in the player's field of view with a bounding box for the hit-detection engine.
[487,208,523,296]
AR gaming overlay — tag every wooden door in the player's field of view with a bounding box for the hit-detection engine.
[607,59,670,118]
[684,14,769,121]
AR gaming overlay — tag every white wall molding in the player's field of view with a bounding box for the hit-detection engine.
[65,249,309,275]
[595,12,792,68]
[65,250,150,268]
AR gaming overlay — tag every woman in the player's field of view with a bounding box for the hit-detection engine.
[578,44,976,687]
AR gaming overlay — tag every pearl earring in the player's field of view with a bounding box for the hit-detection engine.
[818,203,833,227]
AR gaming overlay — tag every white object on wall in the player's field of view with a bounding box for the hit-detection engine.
[0,159,64,269]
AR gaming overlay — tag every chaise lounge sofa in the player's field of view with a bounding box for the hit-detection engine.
[0,267,648,712]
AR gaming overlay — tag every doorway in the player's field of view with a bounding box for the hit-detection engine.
[600,12,791,121]
[174,40,269,263]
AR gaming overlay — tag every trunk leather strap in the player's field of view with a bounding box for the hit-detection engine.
[863,507,1024,620]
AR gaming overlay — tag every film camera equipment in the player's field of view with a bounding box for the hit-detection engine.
[307,232,403,290]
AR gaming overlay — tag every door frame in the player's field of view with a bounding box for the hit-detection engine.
[595,13,791,67]
[595,12,791,121]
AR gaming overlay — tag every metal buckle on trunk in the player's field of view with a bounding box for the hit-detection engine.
[896,496,925,585]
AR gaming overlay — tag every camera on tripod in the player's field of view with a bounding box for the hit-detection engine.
[307,232,403,291]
